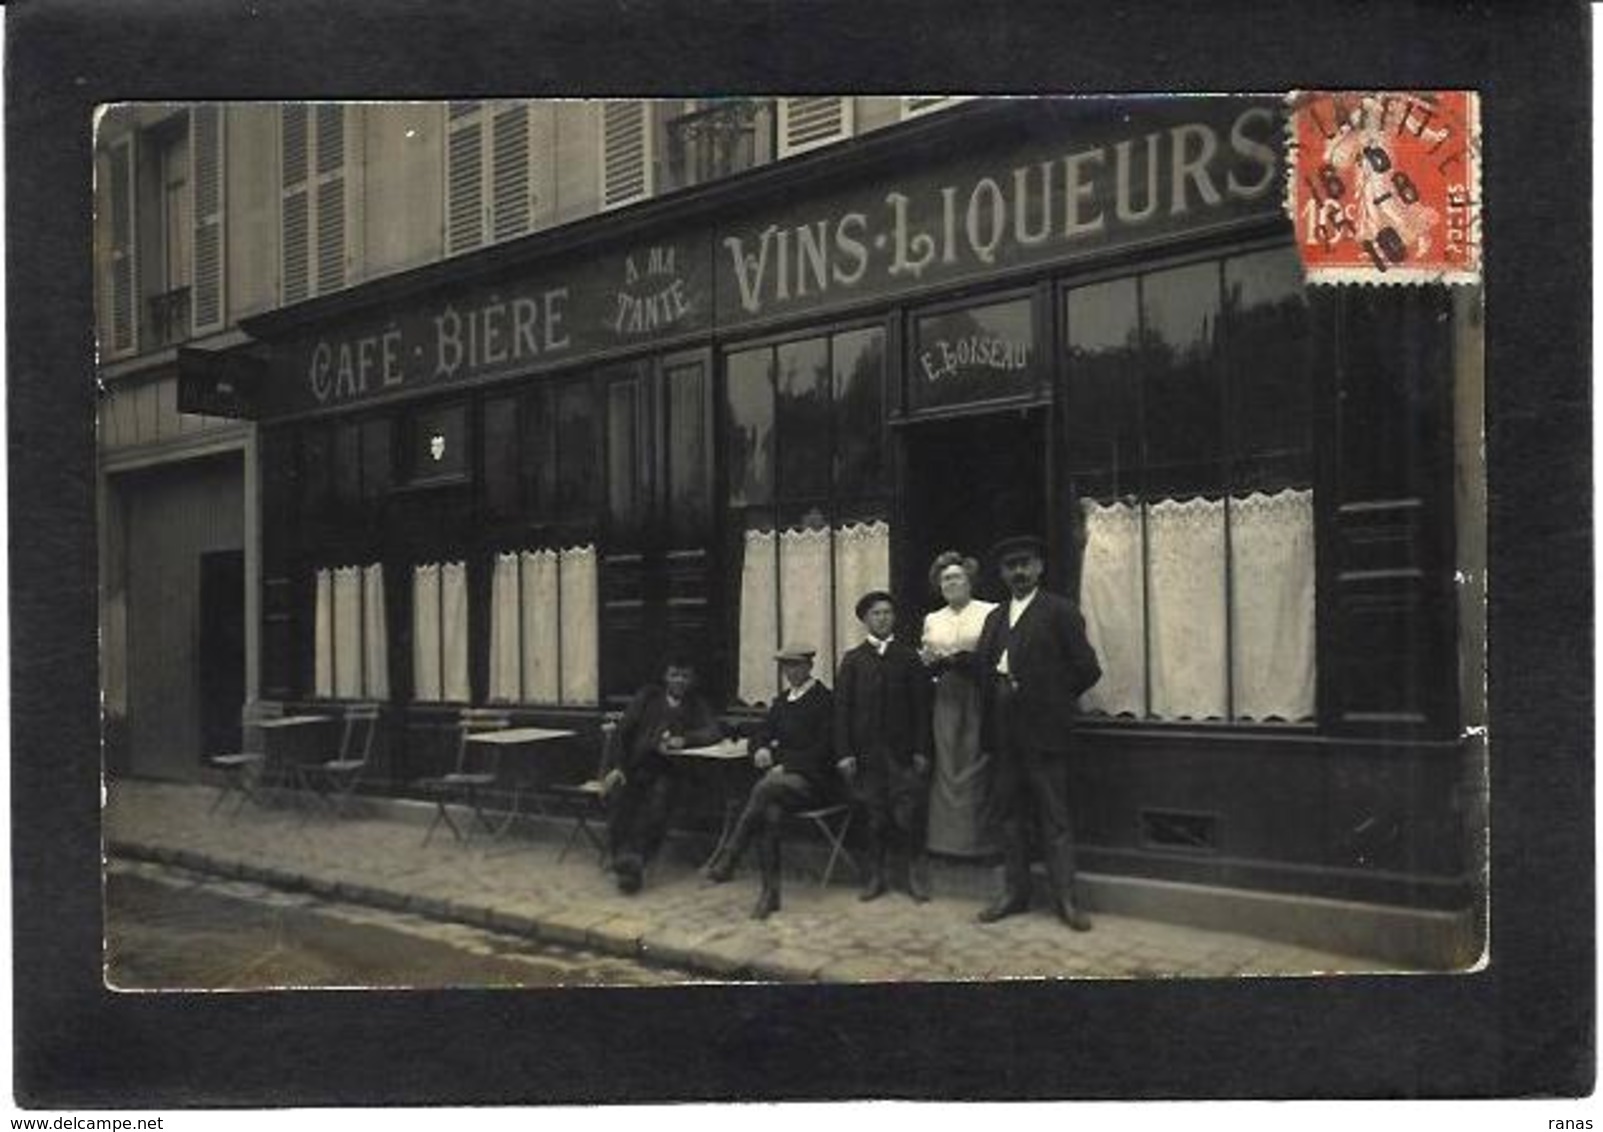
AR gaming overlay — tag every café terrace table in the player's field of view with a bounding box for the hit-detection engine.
[668,737,752,867]
[462,725,578,841]
[254,713,337,806]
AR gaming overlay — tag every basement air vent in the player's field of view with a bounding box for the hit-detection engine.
[1139,809,1218,852]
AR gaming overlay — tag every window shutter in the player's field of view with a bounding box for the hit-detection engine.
[314,104,347,294]
[190,104,226,334]
[446,102,485,255]
[280,104,311,304]
[600,100,653,210]
[490,102,532,241]
[107,134,138,355]
[777,97,854,157]
[901,95,970,120]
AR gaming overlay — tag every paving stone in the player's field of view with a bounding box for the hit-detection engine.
[586,915,654,955]
[750,946,835,982]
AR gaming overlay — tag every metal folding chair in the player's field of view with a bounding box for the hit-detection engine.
[545,716,618,866]
[206,701,283,816]
[297,703,381,818]
[417,709,511,846]
[789,803,858,887]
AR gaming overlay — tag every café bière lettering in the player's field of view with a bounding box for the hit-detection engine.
[263,100,1280,419]
[719,106,1278,318]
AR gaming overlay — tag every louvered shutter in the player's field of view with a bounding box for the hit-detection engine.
[107,134,138,355]
[777,97,854,157]
[314,103,347,293]
[901,95,970,119]
[600,100,653,210]
[281,104,311,304]
[446,102,485,255]
[190,104,226,333]
[490,102,532,240]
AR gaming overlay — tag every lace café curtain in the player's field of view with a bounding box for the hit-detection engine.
[487,545,599,706]
[736,520,890,707]
[1077,489,1314,722]
[412,561,469,703]
[313,563,389,699]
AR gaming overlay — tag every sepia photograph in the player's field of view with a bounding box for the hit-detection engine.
[9,0,1590,1112]
[95,92,1487,990]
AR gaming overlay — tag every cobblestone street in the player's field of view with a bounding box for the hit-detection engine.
[105,778,1403,986]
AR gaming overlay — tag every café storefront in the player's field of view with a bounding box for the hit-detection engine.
[214,96,1479,962]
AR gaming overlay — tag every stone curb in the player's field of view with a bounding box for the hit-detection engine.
[106,837,800,983]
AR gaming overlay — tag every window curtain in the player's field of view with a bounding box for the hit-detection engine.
[314,569,335,698]
[735,520,891,706]
[1078,501,1146,717]
[737,528,780,707]
[1075,490,1316,722]
[487,547,597,706]
[1146,496,1229,720]
[332,565,364,698]
[411,564,442,701]
[557,545,599,705]
[1230,489,1315,721]
[830,519,891,675]
[315,563,388,699]
[361,563,389,699]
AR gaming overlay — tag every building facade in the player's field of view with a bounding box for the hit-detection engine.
[95,95,1486,964]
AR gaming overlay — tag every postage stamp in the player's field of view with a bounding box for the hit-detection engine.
[1286,90,1482,285]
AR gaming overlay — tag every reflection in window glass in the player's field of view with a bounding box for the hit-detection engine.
[910,298,1036,412]
[666,362,709,540]
[1226,249,1312,486]
[1142,261,1222,492]
[361,417,392,500]
[554,382,598,518]
[725,348,774,508]
[776,337,830,500]
[831,327,885,502]
[482,396,520,516]
[1065,278,1140,492]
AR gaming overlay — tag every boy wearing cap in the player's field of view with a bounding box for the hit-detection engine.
[834,590,934,902]
[974,535,1101,930]
[705,644,836,919]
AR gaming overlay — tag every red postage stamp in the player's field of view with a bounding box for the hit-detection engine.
[1287,90,1481,285]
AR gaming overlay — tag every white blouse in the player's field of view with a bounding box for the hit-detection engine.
[922,600,998,657]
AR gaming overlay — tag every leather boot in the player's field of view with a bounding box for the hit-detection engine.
[751,832,781,920]
[858,833,887,902]
[906,850,932,904]
[1045,833,1091,931]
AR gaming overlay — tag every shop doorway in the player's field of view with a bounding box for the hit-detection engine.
[901,409,1047,608]
[197,550,246,762]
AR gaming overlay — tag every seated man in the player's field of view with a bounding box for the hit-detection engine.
[705,644,836,920]
[601,654,722,894]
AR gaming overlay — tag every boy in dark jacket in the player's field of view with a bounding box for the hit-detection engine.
[602,655,722,894]
[834,590,934,902]
[706,644,837,919]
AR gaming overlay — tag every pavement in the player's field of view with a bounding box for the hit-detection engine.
[104,777,1404,984]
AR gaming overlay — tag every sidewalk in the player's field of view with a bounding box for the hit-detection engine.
[104,778,1402,983]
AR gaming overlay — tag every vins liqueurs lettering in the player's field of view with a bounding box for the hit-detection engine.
[723,108,1278,316]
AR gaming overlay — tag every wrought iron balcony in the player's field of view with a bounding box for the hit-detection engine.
[665,100,770,191]
[147,286,192,348]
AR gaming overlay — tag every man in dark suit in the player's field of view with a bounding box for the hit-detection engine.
[835,590,934,903]
[601,654,722,894]
[705,644,837,919]
[974,535,1102,930]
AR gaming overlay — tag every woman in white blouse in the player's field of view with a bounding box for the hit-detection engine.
[919,551,999,858]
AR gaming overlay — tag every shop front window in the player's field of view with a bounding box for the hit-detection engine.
[1065,246,1315,725]
[724,325,890,708]
[312,562,389,700]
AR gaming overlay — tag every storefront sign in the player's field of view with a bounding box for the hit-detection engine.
[909,297,1040,412]
[716,98,1283,326]
[265,237,711,417]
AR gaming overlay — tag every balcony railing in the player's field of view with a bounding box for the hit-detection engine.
[147,286,191,349]
[665,100,770,191]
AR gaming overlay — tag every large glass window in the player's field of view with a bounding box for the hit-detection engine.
[1065,246,1315,725]
[723,324,889,707]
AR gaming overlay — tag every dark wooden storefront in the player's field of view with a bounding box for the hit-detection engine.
[226,96,1474,923]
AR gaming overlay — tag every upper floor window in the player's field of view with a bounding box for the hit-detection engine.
[900,95,973,120]
[776,97,854,158]
[663,99,772,191]
[600,100,655,210]
[281,103,355,304]
[445,100,549,255]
